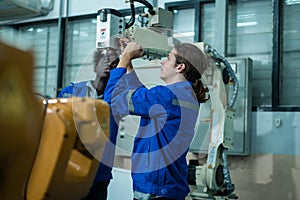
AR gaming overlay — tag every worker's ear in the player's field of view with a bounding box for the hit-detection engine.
[176,63,186,73]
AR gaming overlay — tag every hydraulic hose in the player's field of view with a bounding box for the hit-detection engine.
[134,0,156,15]
[204,44,239,108]
[125,0,136,29]
[125,0,156,29]
[222,150,235,195]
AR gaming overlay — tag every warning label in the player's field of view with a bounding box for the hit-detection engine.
[100,28,106,39]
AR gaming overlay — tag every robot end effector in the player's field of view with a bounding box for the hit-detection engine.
[96,1,175,60]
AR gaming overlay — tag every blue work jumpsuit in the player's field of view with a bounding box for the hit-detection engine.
[105,68,200,200]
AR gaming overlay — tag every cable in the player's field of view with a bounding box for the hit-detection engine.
[125,0,155,29]
[134,0,155,15]
[222,150,235,196]
[125,0,136,29]
[204,44,239,108]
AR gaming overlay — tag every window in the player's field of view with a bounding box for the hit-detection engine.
[281,1,300,106]
[167,0,273,107]
[200,2,215,46]
[1,1,298,109]
[165,2,198,43]
[227,0,273,107]
[63,18,97,88]
[172,8,195,43]
[19,22,59,98]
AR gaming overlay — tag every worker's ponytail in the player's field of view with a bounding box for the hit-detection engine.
[174,43,210,103]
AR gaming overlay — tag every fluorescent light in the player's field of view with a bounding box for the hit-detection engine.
[237,21,257,27]
[285,0,300,5]
[36,28,44,33]
[173,31,195,38]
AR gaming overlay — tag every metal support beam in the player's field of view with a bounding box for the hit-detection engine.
[215,0,228,56]
[56,0,67,96]
[272,0,281,107]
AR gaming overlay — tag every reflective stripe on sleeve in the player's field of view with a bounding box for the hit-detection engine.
[128,89,136,113]
[172,99,199,111]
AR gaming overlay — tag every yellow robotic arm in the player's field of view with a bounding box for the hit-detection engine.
[0,41,110,200]
[26,97,110,200]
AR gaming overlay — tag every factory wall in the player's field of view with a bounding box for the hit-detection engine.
[229,111,300,200]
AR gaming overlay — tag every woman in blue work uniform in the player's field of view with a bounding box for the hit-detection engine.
[105,42,209,200]
[58,48,120,200]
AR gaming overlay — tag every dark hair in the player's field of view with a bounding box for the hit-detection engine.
[174,43,210,103]
[93,47,119,69]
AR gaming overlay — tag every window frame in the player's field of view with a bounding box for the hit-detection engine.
[2,0,299,111]
[166,0,300,112]
[12,19,60,98]
[165,0,215,42]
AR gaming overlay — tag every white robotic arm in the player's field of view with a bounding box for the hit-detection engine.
[96,1,175,60]
[190,43,239,200]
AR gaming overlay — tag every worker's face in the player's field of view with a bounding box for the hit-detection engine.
[94,54,118,78]
[160,48,178,82]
